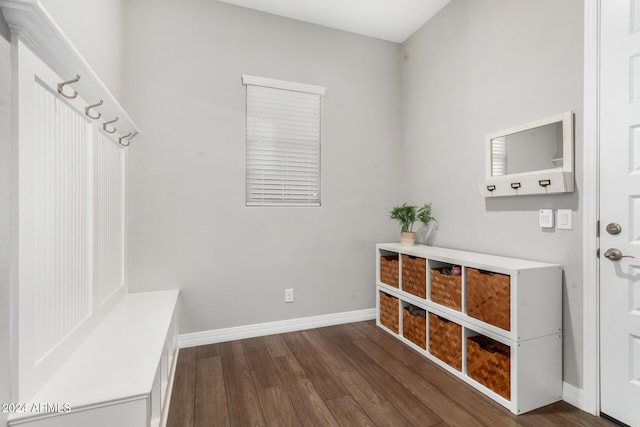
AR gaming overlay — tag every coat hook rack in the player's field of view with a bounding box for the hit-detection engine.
[103,117,118,134]
[118,132,133,147]
[85,100,103,119]
[57,74,81,99]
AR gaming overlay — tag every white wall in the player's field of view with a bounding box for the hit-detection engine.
[40,0,125,101]
[0,10,12,426]
[401,0,584,387]
[122,0,402,333]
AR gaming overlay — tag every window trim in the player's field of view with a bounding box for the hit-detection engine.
[242,74,326,96]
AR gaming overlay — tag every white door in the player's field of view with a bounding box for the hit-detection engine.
[599,1,640,425]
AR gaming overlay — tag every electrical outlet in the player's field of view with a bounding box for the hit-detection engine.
[285,288,294,303]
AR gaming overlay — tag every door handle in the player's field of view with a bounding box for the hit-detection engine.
[603,248,635,261]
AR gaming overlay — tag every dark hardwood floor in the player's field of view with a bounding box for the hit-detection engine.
[166,320,613,427]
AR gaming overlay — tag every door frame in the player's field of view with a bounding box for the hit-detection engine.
[582,0,600,416]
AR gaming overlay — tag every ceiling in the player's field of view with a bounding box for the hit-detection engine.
[217,0,453,43]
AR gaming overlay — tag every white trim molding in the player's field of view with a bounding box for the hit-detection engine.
[178,308,376,348]
[242,74,326,95]
[563,381,585,410]
[582,0,600,416]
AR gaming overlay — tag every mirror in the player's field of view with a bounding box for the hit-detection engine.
[481,111,574,197]
[491,121,563,176]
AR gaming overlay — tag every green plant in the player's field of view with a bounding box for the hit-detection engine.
[416,203,434,228]
[389,203,435,232]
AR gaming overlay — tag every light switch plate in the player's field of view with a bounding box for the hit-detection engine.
[557,209,572,230]
[539,209,554,228]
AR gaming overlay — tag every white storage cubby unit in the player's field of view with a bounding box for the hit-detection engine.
[8,290,179,427]
[376,243,562,414]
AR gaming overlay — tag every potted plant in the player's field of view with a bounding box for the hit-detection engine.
[390,203,435,246]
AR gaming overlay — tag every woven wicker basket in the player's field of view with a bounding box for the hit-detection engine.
[467,335,511,400]
[430,268,462,311]
[402,307,426,349]
[379,291,399,333]
[401,254,426,298]
[466,268,511,330]
[380,254,399,288]
[428,313,462,371]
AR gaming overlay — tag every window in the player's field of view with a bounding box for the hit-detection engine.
[243,75,325,206]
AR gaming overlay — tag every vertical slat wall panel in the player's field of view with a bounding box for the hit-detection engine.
[94,131,124,305]
[14,39,133,404]
[33,83,91,362]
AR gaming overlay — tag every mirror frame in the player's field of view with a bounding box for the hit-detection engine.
[481,111,574,197]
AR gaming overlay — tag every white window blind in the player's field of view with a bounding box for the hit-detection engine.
[243,75,325,207]
[491,137,507,176]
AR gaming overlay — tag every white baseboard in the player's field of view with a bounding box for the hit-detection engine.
[178,308,377,348]
[562,381,584,410]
